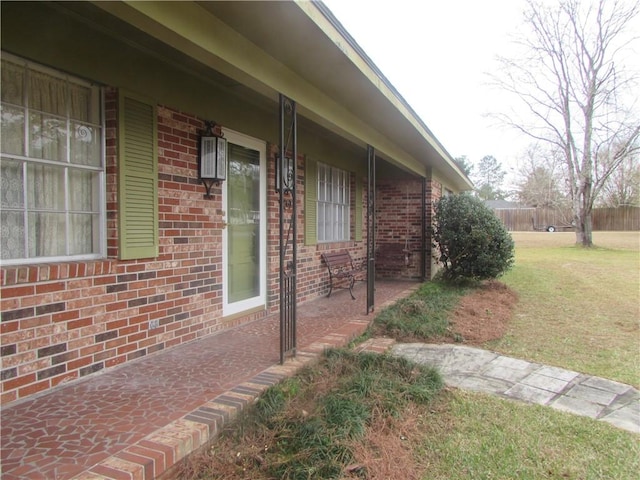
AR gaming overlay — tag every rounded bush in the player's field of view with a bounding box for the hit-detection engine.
[432,194,514,282]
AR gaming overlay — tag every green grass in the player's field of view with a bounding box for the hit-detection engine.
[182,232,639,479]
[418,390,639,480]
[180,348,443,479]
[183,352,639,480]
[491,232,640,386]
[369,232,640,478]
[363,232,638,386]
[370,281,468,341]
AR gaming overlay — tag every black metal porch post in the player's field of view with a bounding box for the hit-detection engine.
[366,145,376,314]
[421,177,427,281]
[278,94,297,364]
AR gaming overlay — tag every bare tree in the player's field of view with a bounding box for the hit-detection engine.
[493,0,640,246]
[516,144,570,209]
[597,148,640,206]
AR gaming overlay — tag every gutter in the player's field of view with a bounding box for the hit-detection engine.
[312,1,473,189]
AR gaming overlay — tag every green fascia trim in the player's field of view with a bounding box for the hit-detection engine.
[296,1,457,173]
[95,1,425,176]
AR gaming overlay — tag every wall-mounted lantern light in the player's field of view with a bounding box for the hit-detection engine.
[199,120,227,198]
[275,154,295,193]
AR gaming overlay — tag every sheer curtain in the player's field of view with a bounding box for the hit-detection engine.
[28,70,68,257]
[0,160,25,259]
[68,79,99,255]
[1,57,100,261]
[1,60,26,259]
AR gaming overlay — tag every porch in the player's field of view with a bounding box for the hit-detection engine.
[1,280,420,480]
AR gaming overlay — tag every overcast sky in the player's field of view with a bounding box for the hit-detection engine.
[322,0,640,179]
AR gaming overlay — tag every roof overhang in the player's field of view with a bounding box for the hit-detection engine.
[90,0,472,189]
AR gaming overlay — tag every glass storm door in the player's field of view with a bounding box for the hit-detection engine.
[222,131,266,315]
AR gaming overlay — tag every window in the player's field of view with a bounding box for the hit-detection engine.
[317,162,350,242]
[1,54,104,264]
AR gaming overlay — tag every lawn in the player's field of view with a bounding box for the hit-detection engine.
[181,349,639,480]
[178,349,640,480]
[417,389,639,479]
[491,231,640,387]
[180,231,640,479]
[179,349,445,479]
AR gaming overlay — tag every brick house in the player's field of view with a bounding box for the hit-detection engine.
[0,1,472,405]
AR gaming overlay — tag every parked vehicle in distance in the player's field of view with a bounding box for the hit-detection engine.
[532,218,575,233]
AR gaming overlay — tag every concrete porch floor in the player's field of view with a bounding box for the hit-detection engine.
[1,280,420,480]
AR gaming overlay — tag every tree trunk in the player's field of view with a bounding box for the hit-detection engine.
[495,1,640,250]
[574,195,594,247]
[583,214,593,246]
[575,215,593,246]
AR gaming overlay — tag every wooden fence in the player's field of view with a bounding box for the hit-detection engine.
[592,207,640,231]
[492,207,640,231]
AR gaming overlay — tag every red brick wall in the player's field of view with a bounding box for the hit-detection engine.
[1,96,231,404]
[375,177,424,279]
[373,177,443,280]
[266,156,368,306]
[0,92,369,405]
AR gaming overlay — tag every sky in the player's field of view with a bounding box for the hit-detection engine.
[322,0,639,182]
[322,0,529,174]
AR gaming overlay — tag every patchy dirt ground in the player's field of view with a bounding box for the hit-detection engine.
[343,280,520,480]
[448,280,518,345]
[179,281,519,480]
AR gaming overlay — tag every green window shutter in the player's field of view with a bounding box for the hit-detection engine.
[305,157,317,245]
[355,174,363,241]
[117,91,159,260]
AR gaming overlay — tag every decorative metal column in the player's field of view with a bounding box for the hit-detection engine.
[421,177,427,281]
[279,94,297,364]
[366,145,376,314]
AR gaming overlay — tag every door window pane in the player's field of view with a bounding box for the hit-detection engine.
[228,143,261,303]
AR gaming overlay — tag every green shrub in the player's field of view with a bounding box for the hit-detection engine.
[432,194,514,282]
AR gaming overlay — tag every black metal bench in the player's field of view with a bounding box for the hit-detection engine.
[321,250,364,300]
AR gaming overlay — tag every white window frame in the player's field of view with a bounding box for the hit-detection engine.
[221,129,267,316]
[317,162,350,243]
[0,52,106,265]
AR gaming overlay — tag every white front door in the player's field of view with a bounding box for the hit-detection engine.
[222,130,267,316]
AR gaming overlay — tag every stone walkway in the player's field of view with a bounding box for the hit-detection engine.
[390,343,640,434]
[3,295,637,480]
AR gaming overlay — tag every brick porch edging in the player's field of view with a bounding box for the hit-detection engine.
[67,292,409,480]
